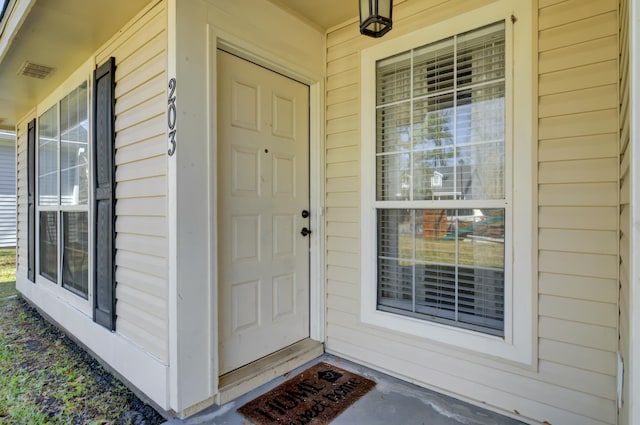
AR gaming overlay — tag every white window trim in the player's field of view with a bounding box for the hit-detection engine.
[35,59,94,316]
[360,0,534,365]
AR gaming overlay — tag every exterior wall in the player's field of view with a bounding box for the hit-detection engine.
[15,0,324,416]
[619,0,631,423]
[625,0,640,421]
[15,0,171,410]
[170,0,325,414]
[324,0,619,424]
[0,135,16,247]
[96,0,169,365]
[537,1,620,422]
[16,120,29,272]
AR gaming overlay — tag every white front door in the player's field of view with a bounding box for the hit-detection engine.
[217,50,310,375]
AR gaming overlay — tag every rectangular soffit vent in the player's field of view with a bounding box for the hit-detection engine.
[18,61,55,79]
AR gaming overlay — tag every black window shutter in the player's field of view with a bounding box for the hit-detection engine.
[93,57,117,330]
[27,119,36,282]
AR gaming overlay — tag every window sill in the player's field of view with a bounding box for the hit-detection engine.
[34,275,92,317]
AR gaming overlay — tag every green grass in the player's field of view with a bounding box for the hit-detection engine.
[0,248,163,424]
[0,299,142,424]
[0,248,16,282]
[398,236,504,268]
[0,248,17,301]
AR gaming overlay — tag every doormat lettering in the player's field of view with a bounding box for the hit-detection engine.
[238,362,376,425]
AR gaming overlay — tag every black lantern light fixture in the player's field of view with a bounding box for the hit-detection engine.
[359,0,393,38]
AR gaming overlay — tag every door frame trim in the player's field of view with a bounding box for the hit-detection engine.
[208,26,325,393]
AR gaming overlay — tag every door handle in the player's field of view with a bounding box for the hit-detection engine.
[301,210,310,218]
[300,227,312,237]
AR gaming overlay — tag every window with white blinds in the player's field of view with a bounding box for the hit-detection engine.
[375,22,506,336]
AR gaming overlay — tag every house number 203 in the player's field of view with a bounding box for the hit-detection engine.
[167,78,177,156]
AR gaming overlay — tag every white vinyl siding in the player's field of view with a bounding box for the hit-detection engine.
[618,0,630,423]
[15,1,168,361]
[325,0,619,424]
[16,119,30,274]
[0,138,16,247]
[95,1,168,361]
[537,0,620,421]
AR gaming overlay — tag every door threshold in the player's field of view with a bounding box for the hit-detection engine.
[216,338,324,405]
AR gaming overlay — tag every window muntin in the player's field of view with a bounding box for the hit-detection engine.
[374,22,506,335]
[37,81,89,299]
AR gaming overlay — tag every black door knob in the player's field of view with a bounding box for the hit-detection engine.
[300,227,312,237]
[301,210,310,218]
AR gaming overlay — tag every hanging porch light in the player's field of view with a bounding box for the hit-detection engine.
[359,0,393,38]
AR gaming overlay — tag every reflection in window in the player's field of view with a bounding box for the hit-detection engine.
[38,106,58,206]
[375,22,506,335]
[377,209,505,334]
[376,22,505,202]
[62,212,88,297]
[36,81,89,298]
[60,82,89,206]
[39,211,57,282]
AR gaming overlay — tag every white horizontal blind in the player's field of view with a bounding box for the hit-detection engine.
[375,22,506,336]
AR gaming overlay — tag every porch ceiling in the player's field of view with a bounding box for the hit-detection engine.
[0,0,149,130]
[267,0,358,32]
[0,0,361,130]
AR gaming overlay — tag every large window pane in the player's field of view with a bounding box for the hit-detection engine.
[36,80,89,300]
[38,106,58,206]
[62,212,88,297]
[377,208,504,335]
[374,21,506,335]
[60,82,89,206]
[39,211,57,282]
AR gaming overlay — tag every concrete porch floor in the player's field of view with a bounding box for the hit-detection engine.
[163,354,527,425]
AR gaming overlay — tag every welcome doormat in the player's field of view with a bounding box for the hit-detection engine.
[238,362,376,425]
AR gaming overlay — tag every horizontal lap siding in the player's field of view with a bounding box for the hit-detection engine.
[537,0,619,420]
[15,122,29,273]
[324,0,619,424]
[538,0,619,420]
[97,2,168,362]
[538,0,618,423]
[0,143,16,247]
[618,0,630,424]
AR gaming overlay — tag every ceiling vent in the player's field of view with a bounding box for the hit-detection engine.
[18,61,55,79]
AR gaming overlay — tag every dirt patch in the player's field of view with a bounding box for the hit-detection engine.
[0,297,166,425]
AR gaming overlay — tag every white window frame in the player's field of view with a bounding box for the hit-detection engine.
[360,0,534,365]
[35,60,94,316]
